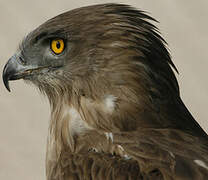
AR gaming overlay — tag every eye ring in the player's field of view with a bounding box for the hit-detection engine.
[50,39,65,55]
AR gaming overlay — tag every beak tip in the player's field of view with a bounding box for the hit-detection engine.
[6,85,11,92]
[6,88,11,92]
[3,75,11,92]
[2,63,11,92]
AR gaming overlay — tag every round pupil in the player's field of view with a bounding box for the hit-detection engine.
[56,41,61,49]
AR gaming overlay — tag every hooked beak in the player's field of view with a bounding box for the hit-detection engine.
[3,55,62,92]
[2,55,31,92]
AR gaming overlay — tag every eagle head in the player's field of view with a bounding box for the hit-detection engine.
[2,4,205,135]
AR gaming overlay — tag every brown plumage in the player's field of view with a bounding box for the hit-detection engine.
[2,3,208,180]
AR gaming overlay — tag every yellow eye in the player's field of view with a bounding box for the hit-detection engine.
[51,39,65,55]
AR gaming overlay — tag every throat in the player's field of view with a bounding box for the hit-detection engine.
[46,102,93,176]
[47,103,92,154]
[45,94,120,177]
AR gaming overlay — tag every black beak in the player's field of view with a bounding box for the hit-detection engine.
[2,55,29,92]
[3,55,60,92]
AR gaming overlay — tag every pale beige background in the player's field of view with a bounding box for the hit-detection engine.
[0,0,207,179]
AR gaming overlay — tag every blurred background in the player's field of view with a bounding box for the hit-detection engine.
[0,0,207,179]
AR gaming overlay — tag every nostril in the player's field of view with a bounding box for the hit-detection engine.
[19,56,26,65]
